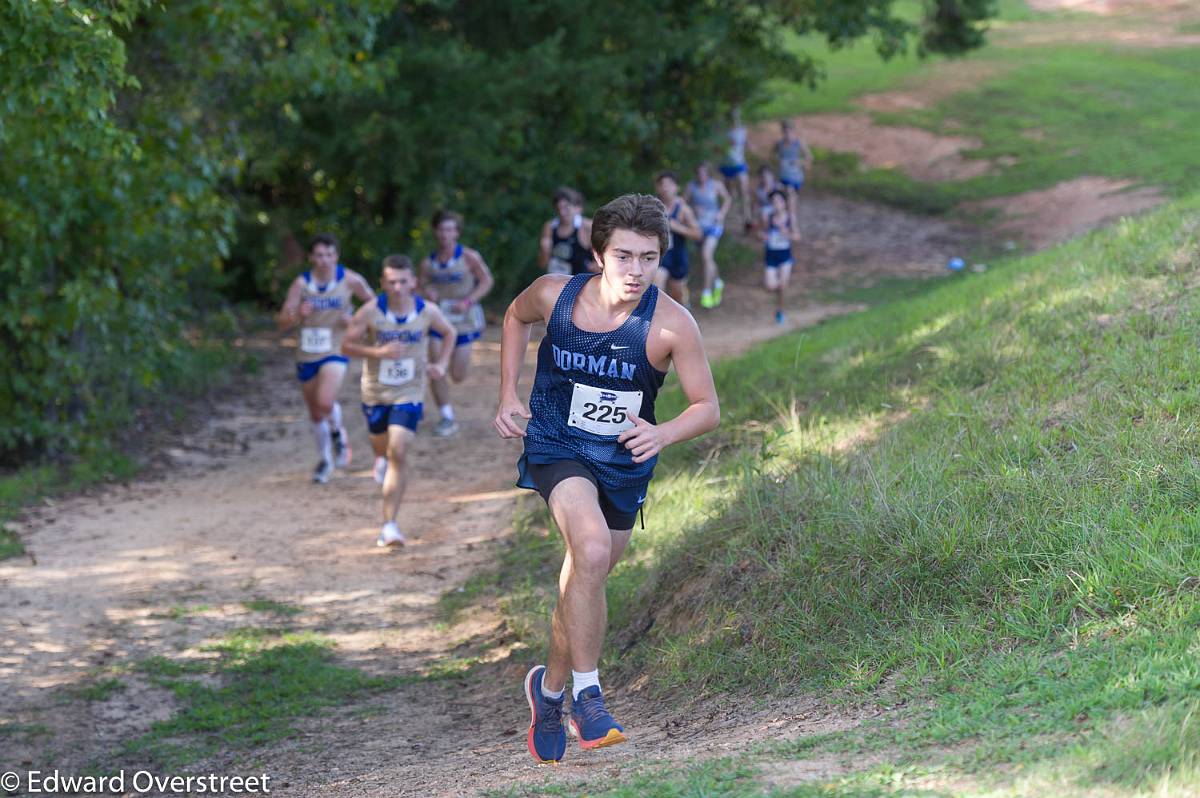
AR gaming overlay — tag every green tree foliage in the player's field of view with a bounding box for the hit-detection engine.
[0,1,234,461]
[0,0,992,461]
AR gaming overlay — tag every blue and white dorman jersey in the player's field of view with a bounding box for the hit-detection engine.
[296,265,353,363]
[523,273,668,487]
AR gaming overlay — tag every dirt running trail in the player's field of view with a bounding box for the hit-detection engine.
[0,195,976,797]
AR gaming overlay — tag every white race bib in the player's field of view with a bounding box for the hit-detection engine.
[379,357,415,386]
[300,327,333,354]
[568,383,642,436]
[439,299,469,326]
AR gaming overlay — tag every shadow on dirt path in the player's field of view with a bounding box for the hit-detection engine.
[0,192,980,796]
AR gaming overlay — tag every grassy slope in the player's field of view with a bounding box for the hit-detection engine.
[755,2,1200,215]
[490,195,1200,797]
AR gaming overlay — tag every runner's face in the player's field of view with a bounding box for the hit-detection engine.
[381,267,414,303]
[697,164,710,182]
[556,199,573,222]
[772,194,787,213]
[655,177,677,203]
[435,220,459,249]
[309,243,338,272]
[598,228,659,302]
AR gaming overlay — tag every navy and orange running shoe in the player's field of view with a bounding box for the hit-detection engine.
[524,666,566,763]
[570,686,627,750]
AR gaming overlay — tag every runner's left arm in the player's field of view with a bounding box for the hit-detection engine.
[675,203,704,242]
[425,305,457,380]
[618,307,720,463]
[341,302,383,359]
[715,180,733,223]
[340,270,377,328]
[788,195,802,242]
[419,257,439,303]
[348,271,376,304]
[461,248,495,309]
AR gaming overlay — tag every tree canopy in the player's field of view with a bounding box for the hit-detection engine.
[0,0,995,460]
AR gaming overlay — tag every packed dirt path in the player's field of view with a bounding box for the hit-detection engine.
[0,194,977,797]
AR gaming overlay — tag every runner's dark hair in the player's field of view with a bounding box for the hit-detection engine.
[382,254,414,273]
[590,193,669,257]
[308,233,339,252]
[431,209,462,230]
[553,186,583,207]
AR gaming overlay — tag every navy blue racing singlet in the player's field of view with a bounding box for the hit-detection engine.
[522,273,668,487]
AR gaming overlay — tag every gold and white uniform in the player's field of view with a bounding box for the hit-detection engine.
[296,266,354,364]
[360,294,433,407]
[427,244,484,342]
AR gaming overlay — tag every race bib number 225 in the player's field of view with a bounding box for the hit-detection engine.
[568,383,642,436]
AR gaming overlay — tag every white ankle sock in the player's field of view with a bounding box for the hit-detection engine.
[440,404,454,422]
[312,420,332,463]
[540,680,565,702]
[329,401,344,434]
[571,669,600,700]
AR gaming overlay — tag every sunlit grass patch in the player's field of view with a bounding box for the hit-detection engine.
[122,629,397,768]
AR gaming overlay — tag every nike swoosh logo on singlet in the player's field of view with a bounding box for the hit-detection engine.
[611,345,629,350]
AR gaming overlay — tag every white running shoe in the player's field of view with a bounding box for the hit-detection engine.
[333,429,352,468]
[373,456,388,485]
[312,460,333,484]
[376,522,406,548]
[433,418,460,437]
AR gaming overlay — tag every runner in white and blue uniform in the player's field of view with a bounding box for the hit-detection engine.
[718,107,752,227]
[420,209,495,437]
[755,165,779,224]
[343,255,455,547]
[494,194,720,764]
[540,187,594,276]
[776,119,813,194]
[653,170,701,307]
[275,233,374,484]
[759,188,801,325]
[686,163,731,310]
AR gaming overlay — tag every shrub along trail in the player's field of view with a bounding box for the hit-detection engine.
[0,193,977,796]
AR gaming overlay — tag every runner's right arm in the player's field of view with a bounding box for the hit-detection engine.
[419,257,439,302]
[424,305,457,380]
[341,303,387,359]
[275,277,309,330]
[493,275,567,438]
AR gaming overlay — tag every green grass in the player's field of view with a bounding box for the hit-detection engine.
[480,195,1200,795]
[752,0,1041,119]
[809,45,1200,216]
[120,628,398,768]
[242,599,303,616]
[154,604,212,620]
[0,451,137,561]
[757,1,1200,217]
[69,678,128,702]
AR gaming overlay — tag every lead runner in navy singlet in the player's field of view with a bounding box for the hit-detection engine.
[494,194,720,763]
